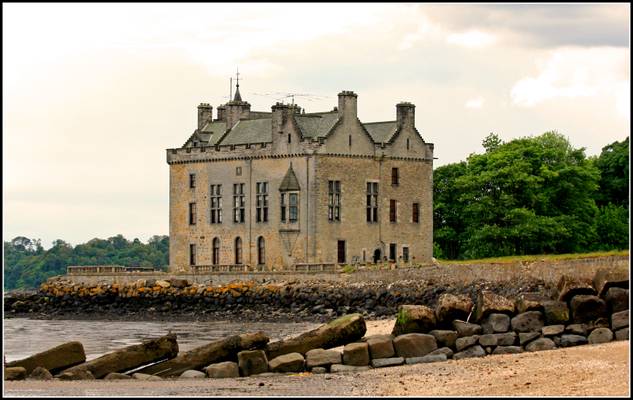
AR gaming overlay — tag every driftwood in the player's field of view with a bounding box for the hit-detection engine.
[57,334,178,379]
[6,341,86,375]
[266,313,366,360]
[134,332,269,378]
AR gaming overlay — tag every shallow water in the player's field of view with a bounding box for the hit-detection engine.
[3,318,320,363]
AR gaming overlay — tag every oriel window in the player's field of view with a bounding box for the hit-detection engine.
[289,193,298,223]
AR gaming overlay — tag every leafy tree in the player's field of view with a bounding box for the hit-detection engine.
[594,137,629,208]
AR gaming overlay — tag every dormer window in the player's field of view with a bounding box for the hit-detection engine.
[279,164,301,225]
[193,141,198,147]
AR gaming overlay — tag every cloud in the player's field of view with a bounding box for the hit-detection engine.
[510,47,629,118]
[465,97,485,109]
[446,30,497,48]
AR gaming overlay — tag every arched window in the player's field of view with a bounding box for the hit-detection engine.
[212,237,220,265]
[257,236,266,265]
[234,237,242,265]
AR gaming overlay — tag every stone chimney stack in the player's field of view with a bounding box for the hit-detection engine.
[197,103,213,130]
[396,102,415,128]
[337,90,358,121]
[271,102,300,133]
[225,101,251,128]
[216,105,226,121]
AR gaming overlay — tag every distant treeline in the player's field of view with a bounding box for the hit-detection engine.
[433,132,629,260]
[4,235,168,290]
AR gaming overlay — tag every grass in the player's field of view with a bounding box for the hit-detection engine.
[436,249,629,265]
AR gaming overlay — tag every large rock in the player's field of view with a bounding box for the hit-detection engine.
[429,347,454,359]
[58,369,96,380]
[478,334,497,347]
[371,357,404,368]
[435,294,473,327]
[136,332,267,377]
[392,333,437,358]
[541,325,565,337]
[4,367,27,381]
[27,366,53,380]
[59,334,178,379]
[593,268,629,298]
[588,328,613,344]
[452,320,482,337]
[392,305,436,336]
[542,301,570,325]
[342,342,369,366]
[205,361,239,378]
[455,336,479,352]
[453,345,486,360]
[557,276,596,302]
[559,334,588,347]
[604,287,629,314]
[518,332,540,346]
[269,353,304,373]
[565,324,587,336]
[305,349,342,370]
[475,291,515,322]
[365,335,395,359]
[180,370,206,379]
[525,338,556,352]
[405,353,447,364]
[266,314,366,359]
[492,346,522,355]
[511,311,545,333]
[615,328,629,341]
[169,278,190,288]
[481,313,511,334]
[611,310,629,331]
[515,293,546,314]
[429,330,457,349]
[6,341,86,375]
[570,295,608,324]
[237,350,268,377]
[494,332,517,346]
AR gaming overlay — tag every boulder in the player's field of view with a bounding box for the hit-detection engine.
[511,311,544,333]
[180,370,206,379]
[541,325,565,337]
[4,367,27,381]
[59,334,178,379]
[6,341,86,375]
[515,293,546,314]
[392,305,436,336]
[169,278,190,288]
[330,364,372,373]
[429,347,454,359]
[132,373,163,381]
[156,280,171,288]
[343,342,370,366]
[58,369,96,380]
[435,294,473,327]
[137,332,267,377]
[615,328,629,341]
[205,361,239,378]
[365,335,395,359]
[542,301,570,325]
[268,353,305,373]
[611,310,629,331]
[452,320,482,337]
[481,313,511,334]
[475,291,515,322]
[453,345,486,360]
[455,336,479,352]
[266,314,366,359]
[370,357,404,368]
[565,324,587,336]
[557,276,596,302]
[604,287,629,314]
[586,317,610,332]
[311,367,327,374]
[525,338,556,352]
[392,333,437,358]
[570,295,608,324]
[588,328,613,344]
[478,334,497,347]
[493,332,517,346]
[559,334,588,347]
[593,268,629,297]
[428,330,457,349]
[405,353,447,364]
[492,346,522,355]
[237,350,268,377]
[518,332,540,346]
[104,372,132,380]
[27,366,53,380]
[305,349,342,370]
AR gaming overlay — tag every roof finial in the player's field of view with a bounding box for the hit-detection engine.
[233,67,242,102]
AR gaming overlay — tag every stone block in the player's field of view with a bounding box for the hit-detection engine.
[515,293,546,314]
[611,310,629,331]
[525,338,556,352]
[311,367,327,374]
[542,300,570,325]
[428,330,458,349]
[559,334,588,347]
[405,353,447,364]
[453,345,486,360]
[494,332,517,346]
[435,293,473,327]
[492,346,522,355]
[455,336,479,352]
[588,328,613,344]
[481,313,511,334]
[180,370,206,379]
[541,325,565,337]
[428,347,453,359]
[6,341,86,375]
[5,367,27,381]
[511,311,545,333]
[478,334,498,347]
[370,357,404,368]
[237,350,269,377]
[205,361,240,378]
[604,287,629,314]
[565,324,587,336]
[393,333,437,358]
[343,342,369,366]
[452,320,482,337]
[593,268,628,297]
[27,366,53,380]
[475,291,515,322]
[330,364,371,373]
[268,353,305,373]
[58,369,96,380]
[366,336,395,359]
[557,276,596,302]
[570,295,607,324]
[305,349,342,369]
[518,332,541,346]
[615,328,629,341]
[392,305,437,336]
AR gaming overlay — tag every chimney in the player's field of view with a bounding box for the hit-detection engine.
[197,103,213,130]
[271,102,300,133]
[337,90,358,120]
[225,101,251,128]
[396,102,415,128]
[216,105,226,121]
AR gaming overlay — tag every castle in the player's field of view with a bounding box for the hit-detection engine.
[166,82,434,272]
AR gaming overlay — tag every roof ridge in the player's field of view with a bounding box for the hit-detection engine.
[362,120,397,125]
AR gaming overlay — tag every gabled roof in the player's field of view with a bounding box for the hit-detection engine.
[294,113,340,138]
[279,164,300,191]
[363,121,398,143]
[218,118,272,145]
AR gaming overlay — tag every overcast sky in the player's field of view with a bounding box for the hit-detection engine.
[3,3,630,248]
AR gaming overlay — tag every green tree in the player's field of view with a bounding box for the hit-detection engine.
[595,137,629,208]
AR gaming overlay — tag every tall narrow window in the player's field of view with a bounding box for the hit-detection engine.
[412,202,420,223]
[403,246,409,262]
[256,182,269,223]
[348,135,352,146]
[189,202,197,225]
[406,138,410,150]
[234,237,242,265]
[289,193,298,223]
[366,182,378,222]
[392,167,399,185]
[328,180,341,222]
[189,173,196,189]
[389,243,396,261]
[288,133,292,143]
[189,244,196,265]
[257,236,265,265]
[210,184,222,224]
[389,199,397,223]
[280,193,286,222]
[212,238,220,265]
[233,183,245,223]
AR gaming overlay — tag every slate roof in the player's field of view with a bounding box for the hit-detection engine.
[294,113,340,138]
[363,121,398,143]
[279,164,301,191]
[219,118,272,145]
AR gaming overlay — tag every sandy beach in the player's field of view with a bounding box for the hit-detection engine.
[3,319,630,397]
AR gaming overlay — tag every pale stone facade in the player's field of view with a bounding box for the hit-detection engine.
[167,87,434,272]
